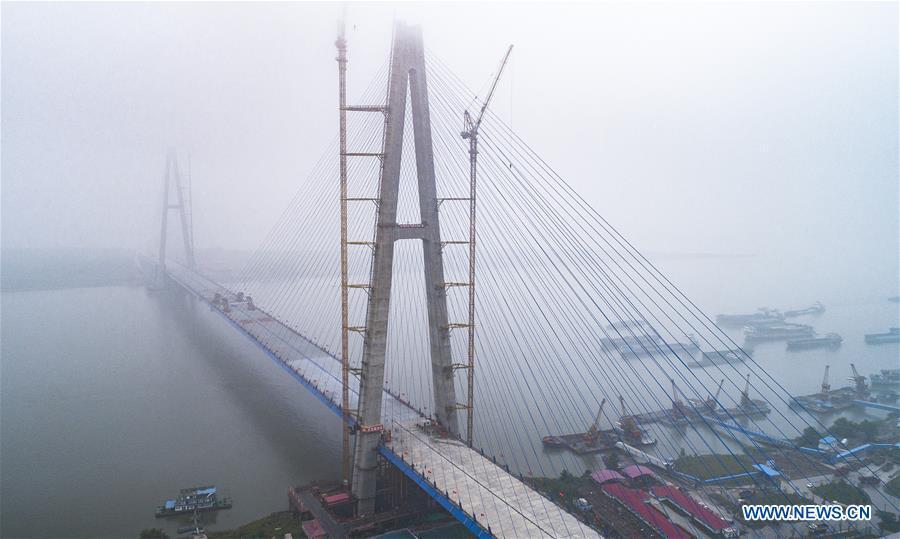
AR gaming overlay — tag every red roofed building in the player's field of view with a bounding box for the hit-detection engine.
[322,492,350,506]
[301,519,327,539]
[651,485,737,537]
[621,464,656,479]
[591,469,625,485]
[601,483,692,539]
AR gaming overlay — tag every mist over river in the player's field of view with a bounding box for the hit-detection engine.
[1,250,897,537]
[1,284,341,538]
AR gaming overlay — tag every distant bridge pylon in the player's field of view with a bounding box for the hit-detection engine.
[157,149,195,286]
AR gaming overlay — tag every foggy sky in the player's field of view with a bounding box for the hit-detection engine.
[2,2,897,275]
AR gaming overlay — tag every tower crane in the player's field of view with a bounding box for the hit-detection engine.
[458,44,512,447]
[461,45,514,143]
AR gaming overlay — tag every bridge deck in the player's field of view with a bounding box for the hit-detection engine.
[164,262,599,538]
[386,420,595,537]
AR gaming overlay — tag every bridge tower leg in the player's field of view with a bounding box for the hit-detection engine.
[352,23,461,515]
[157,150,196,285]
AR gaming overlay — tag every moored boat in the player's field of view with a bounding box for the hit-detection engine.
[870,369,900,387]
[155,486,232,518]
[744,323,814,343]
[864,328,900,345]
[716,308,783,326]
[613,419,656,447]
[784,301,825,317]
[542,435,566,447]
[687,349,748,368]
[786,332,842,350]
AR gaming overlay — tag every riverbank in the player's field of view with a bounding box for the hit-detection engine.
[207,511,301,538]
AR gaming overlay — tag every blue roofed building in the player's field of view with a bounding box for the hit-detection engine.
[818,436,840,452]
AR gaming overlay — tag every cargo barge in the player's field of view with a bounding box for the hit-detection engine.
[613,419,656,446]
[744,323,814,343]
[716,308,783,326]
[542,432,617,454]
[786,332,842,350]
[687,349,748,368]
[628,376,771,428]
[783,302,825,317]
[599,323,699,360]
[542,398,618,454]
[864,328,900,345]
[790,394,850,415]
[875,390,899,403]
[618,340,699,360]
[870,369,900,387]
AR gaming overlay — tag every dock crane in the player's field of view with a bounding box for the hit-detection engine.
[617,395,629,419]
[820,365,831,396]
[670,378,693,418]
[585,398,607,442]
[670,378,682,405]
[705,379,725,411]
[615,395,656,446]
[737,373,772,415]
[740,373,753,408]
[849,363,868,395]
[459,44,512,447]
[617,395,639,431]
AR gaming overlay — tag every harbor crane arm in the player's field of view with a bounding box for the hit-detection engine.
[849,363,864,383]
[821,365,830,393]
[707,379,725,410]
[714,378,724,400]
[849,363,867,393]
[670,378,683,405]
[588,398,607,434]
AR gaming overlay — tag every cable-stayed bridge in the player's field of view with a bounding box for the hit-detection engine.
[148,21,898,538]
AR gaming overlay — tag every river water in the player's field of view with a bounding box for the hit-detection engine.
[1,285,341,538]
[1,252,898,537]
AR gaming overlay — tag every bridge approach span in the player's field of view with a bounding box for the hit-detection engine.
[162,260,600,538]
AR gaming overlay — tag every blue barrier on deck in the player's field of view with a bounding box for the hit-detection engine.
[167,272,354,425]
[378,445,493,538]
